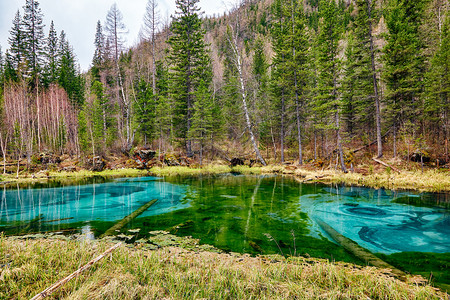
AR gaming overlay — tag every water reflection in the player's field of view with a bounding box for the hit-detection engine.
[303,185,450,254]
[0,177,187,226]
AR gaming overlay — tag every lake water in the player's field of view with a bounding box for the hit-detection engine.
[1,174,449,285]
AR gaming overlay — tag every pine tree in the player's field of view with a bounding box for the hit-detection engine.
[22,0,46,84]
[316,0,347,172]
[134,78,156,145]
[424,9,450,156]
[383,0,427,157]
[168,0,212,157]
[189,80,214,165]
[270,0,290,162]
[7,10,24,78]
[343,0,382,157]
[44,21,59,85]
[58,31,84,106]
[92,20,104,81]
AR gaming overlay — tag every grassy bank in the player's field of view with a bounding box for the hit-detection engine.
[1,237,446,299]
[232,165,450,192]
[1,163,449,192]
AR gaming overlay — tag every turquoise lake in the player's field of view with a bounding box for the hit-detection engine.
[1,174,449,286]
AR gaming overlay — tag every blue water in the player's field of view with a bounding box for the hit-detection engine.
[0,175,448,257]
[0,177,188,225]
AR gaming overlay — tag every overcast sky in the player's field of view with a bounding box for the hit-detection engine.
[0,0,237,71]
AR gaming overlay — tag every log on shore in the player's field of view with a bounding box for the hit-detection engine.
[372,158,401,174]
[316,218,407,281]
[100,199,158,238]
[31,242,122,300]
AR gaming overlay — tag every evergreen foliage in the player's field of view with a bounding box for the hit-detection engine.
[168,0,213,156]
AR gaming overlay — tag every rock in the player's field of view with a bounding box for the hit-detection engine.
[230,158,244,167]
[62,166,76,172]
[410,151,431,163]
[39,153,61,165]
[86,156,106,172]
[133,149,156,169]
[164,153,180,166]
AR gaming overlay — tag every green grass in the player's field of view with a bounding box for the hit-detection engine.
[0,237,446,299]
[2,163,449,193]
[149,165,231,176]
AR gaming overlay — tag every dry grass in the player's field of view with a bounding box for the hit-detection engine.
[0,237,446,299]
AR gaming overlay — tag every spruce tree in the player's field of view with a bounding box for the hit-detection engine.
[58,31,84,106]
[22,0,46,84]
[8,10,24,77]
[168,0,212,157]
[316,0,347,172]
[44,21,59,85]
[424,10,449,156]
[343,0,382,158]
[135,78,156,145]
[189,80,214,165]
[92,20,104,81]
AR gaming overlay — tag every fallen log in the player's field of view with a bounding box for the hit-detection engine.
[316,218,407,281]
[100,199,158,238]
[372,158,401,174]
[31,242,122,300]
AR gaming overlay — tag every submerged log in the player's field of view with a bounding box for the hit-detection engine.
[100,199,158,238]
[166,220,194,234]
[1,215,45,234]
[316,218,407,281]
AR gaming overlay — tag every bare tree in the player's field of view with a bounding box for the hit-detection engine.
[142,0,160,95]
[226,24,267,166]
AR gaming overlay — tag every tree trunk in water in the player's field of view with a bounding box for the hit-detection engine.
[367,0,383,158]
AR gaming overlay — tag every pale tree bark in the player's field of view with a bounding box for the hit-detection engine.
[367,0,383,158]
[290,0,303,165]
[226,25,267,166]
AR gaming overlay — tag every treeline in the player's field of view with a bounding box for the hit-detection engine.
[0,0,83,167]
[0,0,449,169]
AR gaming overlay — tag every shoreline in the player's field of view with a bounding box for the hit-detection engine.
[1,164,449,193]
[1,234,447,299]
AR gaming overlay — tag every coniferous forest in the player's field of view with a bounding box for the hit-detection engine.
[0,0,449,170]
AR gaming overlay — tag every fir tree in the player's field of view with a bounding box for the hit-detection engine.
[22,0,46,84]
[7,10,24,77]
[58,31,84,106]
[383,0,427,157]
[135,78,156,145]
[316,0,347,172]
[44,21,59,85]
[189,80,214,165]
[424,9,450,156]
[343,0,382,157]
[168,0,212,157]
[92,20,104,81]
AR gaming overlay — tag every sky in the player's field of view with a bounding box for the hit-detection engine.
[0,0,238,71]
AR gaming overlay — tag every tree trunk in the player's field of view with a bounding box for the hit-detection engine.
[280,91,285,163]
[228,25,266,166]
[291,0,303,165]
[367,0,383,158]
